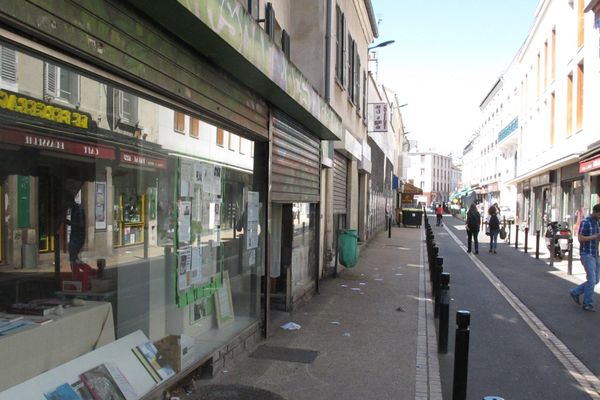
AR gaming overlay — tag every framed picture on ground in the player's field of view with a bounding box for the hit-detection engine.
[214,271,234,328]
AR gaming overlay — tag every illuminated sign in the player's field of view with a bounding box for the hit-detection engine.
[0,130,115,160]
[0,89,91,129]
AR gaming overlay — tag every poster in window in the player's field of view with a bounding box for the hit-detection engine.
[190,296,211,324]
[213,166,222,196]
[193,162,204,184]
[178,246,191,291]
[191,246,202,285]
[214,271,234,327]
[95,182,107,230]
[178,200,191,243]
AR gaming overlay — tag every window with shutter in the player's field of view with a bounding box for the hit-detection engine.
[346,34,353,92]
[354,51,360,106]
[247,0,260,20]
[335,6,344,83]
[265,3,275,39]
[44,63,79,105]
[190,117,200,138]
[282,30,290,59]
[362,71,367,121]
[118,90,139,125]
[216,128,225,146]
[0,46,17,90]
[174,111,186,133]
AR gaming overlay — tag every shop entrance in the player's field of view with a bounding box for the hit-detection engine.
[38,168,58,254]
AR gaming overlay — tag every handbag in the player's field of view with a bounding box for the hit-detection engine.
[499,227,507,240]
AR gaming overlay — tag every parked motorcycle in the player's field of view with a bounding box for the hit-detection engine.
[544,221,571,260]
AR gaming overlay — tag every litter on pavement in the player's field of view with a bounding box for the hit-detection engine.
[281,322,302,330]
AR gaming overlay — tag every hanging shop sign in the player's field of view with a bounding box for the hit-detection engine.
[0,89,92,129]
[0,130,115,160]
[579,155,600,173]
[369,103,388,132]
[120,150,167,169]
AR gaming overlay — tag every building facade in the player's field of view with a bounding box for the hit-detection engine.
[0,0,348,395]
[406,152,455,206]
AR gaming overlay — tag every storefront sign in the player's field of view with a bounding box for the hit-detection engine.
[370,103,388,132]
[0,89,92,129]
[0,130,115,160]
[579,155,600,173]
[530,173,550,187]
[120,151,167,169]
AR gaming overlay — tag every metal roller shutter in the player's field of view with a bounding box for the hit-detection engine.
[271,113,320,203]
[333,151,348,214]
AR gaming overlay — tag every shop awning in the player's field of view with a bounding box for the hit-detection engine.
[402,182,423,195]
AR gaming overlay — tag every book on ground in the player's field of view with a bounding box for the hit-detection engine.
[44,383,81,400]
[71,380,94,400]
[135,341,175,381]
[79,363,136,400]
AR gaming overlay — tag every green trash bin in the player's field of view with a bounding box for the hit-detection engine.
[338,229,358,268]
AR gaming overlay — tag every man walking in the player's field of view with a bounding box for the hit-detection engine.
[569,204,600,311]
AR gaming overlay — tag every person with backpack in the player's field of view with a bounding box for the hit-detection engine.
[487,205,501,254]
[466,203,481,254]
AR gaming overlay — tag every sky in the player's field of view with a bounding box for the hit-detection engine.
[372,0,540,158]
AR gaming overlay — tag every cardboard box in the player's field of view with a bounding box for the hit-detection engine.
[90,278,116,293]
[154,334,195,373]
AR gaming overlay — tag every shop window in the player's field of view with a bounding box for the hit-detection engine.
[174,111,186,133]
[216,128,225,146]
[117,89,139,126]
[190,117,200,138]
[44,63,79,105]
[0,45,17,90]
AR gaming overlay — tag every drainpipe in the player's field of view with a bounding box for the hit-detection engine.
[324,0,332,102]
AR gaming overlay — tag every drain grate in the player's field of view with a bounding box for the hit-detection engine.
[249,345,319,364]
[191,384,285,400]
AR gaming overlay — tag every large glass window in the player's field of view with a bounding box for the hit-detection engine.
[0,42,265,392]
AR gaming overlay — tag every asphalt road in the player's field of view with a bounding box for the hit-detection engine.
[430,215,600,400]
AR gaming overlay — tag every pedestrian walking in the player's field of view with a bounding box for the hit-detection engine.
[569,204,600,312]
[466,203,480,254]
[436,204,443,226]
[487,206,500,254]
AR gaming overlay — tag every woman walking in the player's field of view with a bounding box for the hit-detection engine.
[488,206,501,254]
[466,203,480,254]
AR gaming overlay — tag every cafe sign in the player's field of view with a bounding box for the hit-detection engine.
[0,89,92,129]
[579,155,600,173]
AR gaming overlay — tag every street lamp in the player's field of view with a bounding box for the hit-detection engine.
[368,40,395,51]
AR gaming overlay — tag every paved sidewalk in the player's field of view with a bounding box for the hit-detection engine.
[179,226,439,400]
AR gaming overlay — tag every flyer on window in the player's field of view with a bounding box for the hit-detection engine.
[191,246,202,285]
[178,200,191,243]
[178,246,192,291]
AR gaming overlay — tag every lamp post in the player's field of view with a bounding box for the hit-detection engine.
[368,40,395,79]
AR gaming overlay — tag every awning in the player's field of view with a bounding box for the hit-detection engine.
[402,182,423,195]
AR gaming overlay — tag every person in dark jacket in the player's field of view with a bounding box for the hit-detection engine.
[488,206,501,254]
[466,203,480,254]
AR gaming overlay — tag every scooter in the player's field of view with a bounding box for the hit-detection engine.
[544,221,571,260]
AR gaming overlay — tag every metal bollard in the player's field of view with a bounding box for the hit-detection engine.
[452,310,471,400]
[388,217,392,238]
[434,257,444,318]
[550,230,556,267]
[567,237,573,275]
[514,226,519,249]
[524,227,529,253]
[438,272,450,354]
[535,230,540,259]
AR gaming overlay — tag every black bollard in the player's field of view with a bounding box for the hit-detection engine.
[567,237,573,275]
[550,230,556,267]
[434,257,444,318]
[535,230,540,259]
[452,310,471,400]
[514,225,519,249]
[388,217,392,238]
[438,272,450,354]
[524,227,529,253]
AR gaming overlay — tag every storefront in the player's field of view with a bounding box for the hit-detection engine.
[560,163,584,234]
[269,111,321,311]
[579,142,600,215]
[0,36,267,394]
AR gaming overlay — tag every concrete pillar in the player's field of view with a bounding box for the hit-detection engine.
[347,159,359,230]
[324,167,334,270]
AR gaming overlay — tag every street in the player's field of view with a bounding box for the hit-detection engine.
[432,215,600,399]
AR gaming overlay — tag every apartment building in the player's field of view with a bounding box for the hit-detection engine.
[406,152,455,206]
[469,0,600,233]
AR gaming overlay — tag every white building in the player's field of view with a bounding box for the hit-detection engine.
[406,152,455,206]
